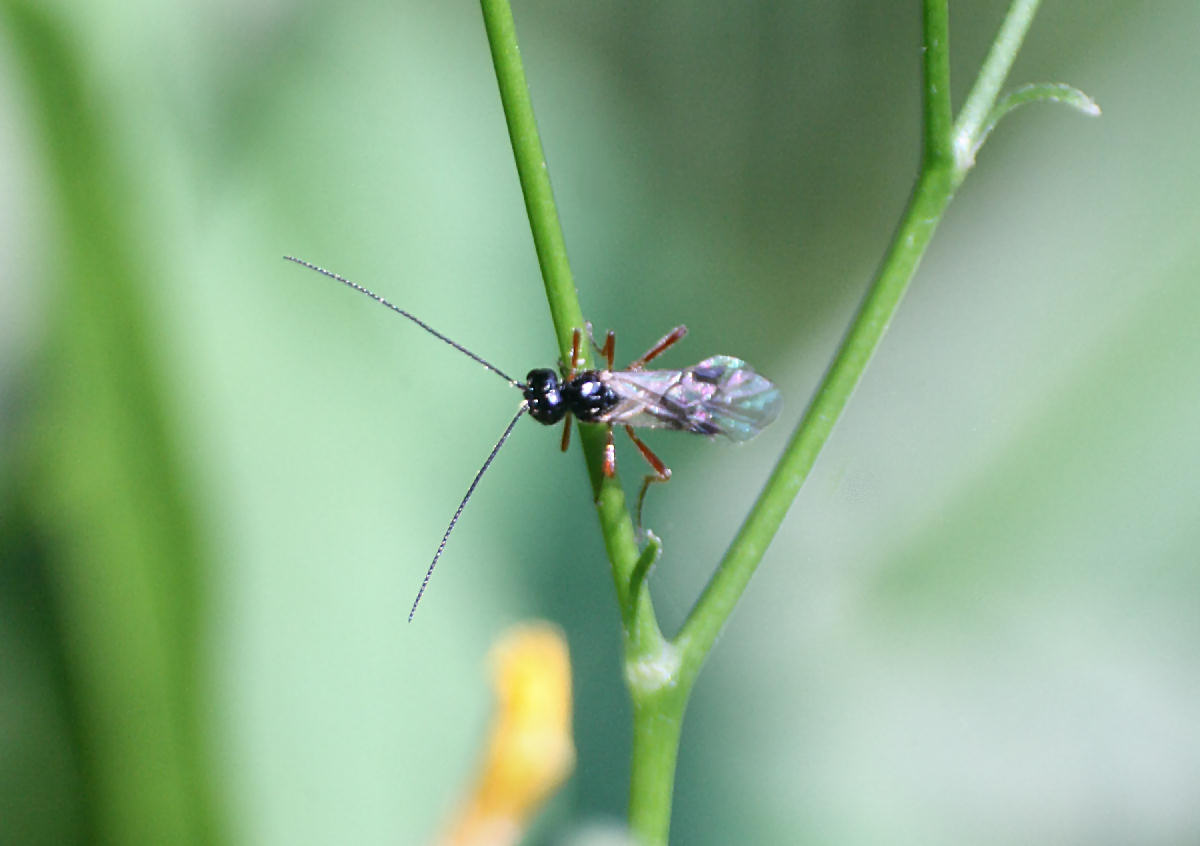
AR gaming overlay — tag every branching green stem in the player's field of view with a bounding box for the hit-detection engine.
[480,0,1095,843]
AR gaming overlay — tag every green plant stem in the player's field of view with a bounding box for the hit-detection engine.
[479,0,582,362]
[478,0,665,656]
[478,3,677,840]
[628,688,687,839]
[921,0,955,166]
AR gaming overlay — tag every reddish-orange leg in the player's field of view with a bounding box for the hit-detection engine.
[560,415,573,452]
[594,325,687,494]
[602,427,617,477]
[623,326,686,519]
[583,322,616,371]
[560,329,585,452]
[572,325,621,467]
[627,325,687,370]
[582,326,685,503]
[626,426,672,528]
[566,328,583,379]
[598,330,615,370]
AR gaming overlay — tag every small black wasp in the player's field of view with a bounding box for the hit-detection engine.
[285,257,781,619]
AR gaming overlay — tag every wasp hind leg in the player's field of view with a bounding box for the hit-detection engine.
[624,426,671,529]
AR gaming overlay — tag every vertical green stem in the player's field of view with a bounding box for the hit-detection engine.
[477,15,675,837]
[627,690,687,843]
[478,0,664,659]
[478,0,584,362]
[922,0,955,166]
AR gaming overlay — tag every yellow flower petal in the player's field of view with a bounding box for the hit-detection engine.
[436,622,575,846]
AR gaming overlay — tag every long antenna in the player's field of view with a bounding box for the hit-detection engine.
[284,256,521,386]
[410,403,528,621]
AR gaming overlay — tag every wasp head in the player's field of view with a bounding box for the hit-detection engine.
[524,369,567,424]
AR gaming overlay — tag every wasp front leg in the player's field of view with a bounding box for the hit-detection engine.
[584,322,616,371]
[564,328,584,380]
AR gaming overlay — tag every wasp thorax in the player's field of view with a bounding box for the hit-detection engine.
[563,372,619,422]
[524,368,567,424]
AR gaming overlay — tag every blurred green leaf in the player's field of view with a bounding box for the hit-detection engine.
[0,2,225,844]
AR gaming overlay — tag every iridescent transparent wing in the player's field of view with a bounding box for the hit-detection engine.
[601,355,782,442]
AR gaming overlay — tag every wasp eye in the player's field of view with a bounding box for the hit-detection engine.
[523,369,567,425]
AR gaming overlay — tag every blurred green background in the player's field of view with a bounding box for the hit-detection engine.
[2,0,1197,843]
